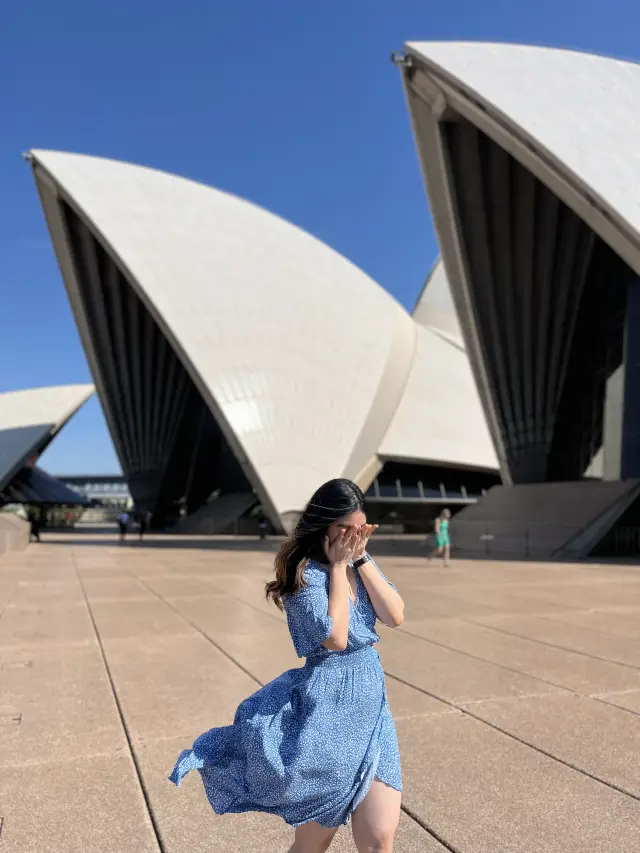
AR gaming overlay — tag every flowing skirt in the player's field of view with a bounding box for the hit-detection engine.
[169,644,402,828]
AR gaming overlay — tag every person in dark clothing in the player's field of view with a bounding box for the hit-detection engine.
[138,510,152,541]
[28,510,41,543]
[117,510,130,542]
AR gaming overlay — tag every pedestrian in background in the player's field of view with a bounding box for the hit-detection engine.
[28,510,41,543]
[259,516,268,539]
[117,510,130,542]
[138,509,151,541]
[427,508,452,567]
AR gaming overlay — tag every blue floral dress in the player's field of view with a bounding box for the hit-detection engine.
[169,555,402,828]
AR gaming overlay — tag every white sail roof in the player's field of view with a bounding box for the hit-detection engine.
[381,259,496,469]
[413,259,464,347]
[405,41,640,258]
[0,385,94,490]
[30,150,497,527]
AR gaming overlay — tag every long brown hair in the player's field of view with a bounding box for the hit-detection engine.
[265,478,365,610]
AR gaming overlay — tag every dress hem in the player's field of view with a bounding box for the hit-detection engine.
[289,776,403,829]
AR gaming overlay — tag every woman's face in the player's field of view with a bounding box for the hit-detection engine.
[327,509,367,544]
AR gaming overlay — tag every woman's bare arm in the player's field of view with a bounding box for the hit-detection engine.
[358,560,404,627]
[351,524,404,627]
[322,528,358,651]
[323,562,351,650]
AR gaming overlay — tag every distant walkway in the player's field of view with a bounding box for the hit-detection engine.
[1,533,639,852]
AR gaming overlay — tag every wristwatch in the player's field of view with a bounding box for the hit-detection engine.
[352,554,371,570]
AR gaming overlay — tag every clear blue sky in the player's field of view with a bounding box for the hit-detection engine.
[1,0,638,474]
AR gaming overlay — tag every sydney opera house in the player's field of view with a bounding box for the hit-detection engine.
[0,385,93,510]
[26,149,498,534]
[24,41,640,555]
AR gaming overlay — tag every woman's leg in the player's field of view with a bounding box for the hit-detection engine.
[444,543,450,567]
[427,544,443,562]
[288,821,338,853]
[351,779,401,853]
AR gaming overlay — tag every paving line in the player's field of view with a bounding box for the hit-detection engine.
[73,556,166,853]
[399,804,465,853]
[133,573,263,689]
[396,622,640,722]
[396,625,595,698]
[454,616,640,719]
[384,670,640,804]
[457,615,640,672]
[590,693,640,719]
[531,607,640,644]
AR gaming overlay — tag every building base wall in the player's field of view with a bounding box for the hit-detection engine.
[0,514,30,557]
[449,480,640,560]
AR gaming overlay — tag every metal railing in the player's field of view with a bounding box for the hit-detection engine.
[449,522,588,560]
[593,525,640,558]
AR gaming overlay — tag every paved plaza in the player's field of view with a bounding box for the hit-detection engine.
[1,534,639,852]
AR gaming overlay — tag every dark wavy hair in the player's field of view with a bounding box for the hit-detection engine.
[265,478,365,610]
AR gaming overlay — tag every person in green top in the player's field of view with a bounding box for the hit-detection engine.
[427,508,451,567]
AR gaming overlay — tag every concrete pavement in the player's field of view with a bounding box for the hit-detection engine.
[1,533,639,852]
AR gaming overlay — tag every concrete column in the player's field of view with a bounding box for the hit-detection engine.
[603,364,624,480]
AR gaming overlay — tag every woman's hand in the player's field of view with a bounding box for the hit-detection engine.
[353,524,378,560]
[324,528,358,566]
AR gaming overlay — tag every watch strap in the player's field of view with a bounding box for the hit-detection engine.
[352,554,371,570]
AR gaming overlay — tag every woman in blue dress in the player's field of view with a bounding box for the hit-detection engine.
[170,479,405,852]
